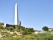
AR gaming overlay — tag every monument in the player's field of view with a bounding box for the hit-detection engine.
[14,3,21,26]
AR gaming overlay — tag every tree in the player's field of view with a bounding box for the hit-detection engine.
[26,28,34,32]
[0,22,4,29]
[42,26,48,31]
[20,26,25,30]
[5,26,14,31]
[22,28,34,35]
[0,22,4,25]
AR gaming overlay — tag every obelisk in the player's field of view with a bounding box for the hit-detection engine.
[15,3,18,25]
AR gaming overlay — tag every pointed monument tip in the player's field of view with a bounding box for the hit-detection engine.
[16,3,17,5]
[15,3,18,6]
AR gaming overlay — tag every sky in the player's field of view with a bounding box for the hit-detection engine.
[0,0,53,30]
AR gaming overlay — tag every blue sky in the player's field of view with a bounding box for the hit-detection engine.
[0,0,53,30]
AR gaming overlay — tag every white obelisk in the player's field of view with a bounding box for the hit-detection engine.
[15,3,18,25]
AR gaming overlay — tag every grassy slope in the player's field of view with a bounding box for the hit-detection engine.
[0,33,53,40]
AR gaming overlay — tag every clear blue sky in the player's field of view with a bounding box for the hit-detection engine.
[0,0,53,30]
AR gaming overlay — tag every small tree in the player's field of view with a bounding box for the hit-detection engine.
[0,22,4,29]
[42,26,48,31]
[22,28,34,35]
